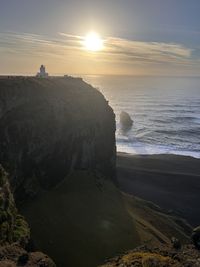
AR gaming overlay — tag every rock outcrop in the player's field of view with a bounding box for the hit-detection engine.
[120,111,133,132]
[0,244,56,267]
[192,226,200,249]
[0,77,116,201]
[99,244,200,267]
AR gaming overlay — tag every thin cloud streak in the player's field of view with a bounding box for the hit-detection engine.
[0,31,199,74]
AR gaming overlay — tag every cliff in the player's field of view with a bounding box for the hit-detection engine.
[0,77,116,201]
[0,77,192,267]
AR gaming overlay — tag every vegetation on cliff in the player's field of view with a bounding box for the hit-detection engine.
[0,165,29,245]
[99,244,200,267]
[0,165,56,266]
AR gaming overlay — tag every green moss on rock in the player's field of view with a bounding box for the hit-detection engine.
[0,165,30,246]
[13,215,30,245]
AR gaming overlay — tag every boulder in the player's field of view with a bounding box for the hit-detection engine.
[171,237,181,249]
[192,226,200,249]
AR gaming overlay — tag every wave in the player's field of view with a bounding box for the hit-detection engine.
[152,115,200,124]
[89,75,200,159]
[117,142,200,159]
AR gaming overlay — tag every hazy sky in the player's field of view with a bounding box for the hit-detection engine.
[0,0,200,76]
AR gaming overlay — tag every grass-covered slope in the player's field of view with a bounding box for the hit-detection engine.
[21,171,191,267]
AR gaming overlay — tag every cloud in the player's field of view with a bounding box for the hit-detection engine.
[0,31,199,75]
[0,32,80,56]
[57,32,196,66]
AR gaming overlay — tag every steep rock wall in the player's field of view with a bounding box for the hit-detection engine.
[0,77,116,201]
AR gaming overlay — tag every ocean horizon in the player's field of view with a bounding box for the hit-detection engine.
[84,75,200,159]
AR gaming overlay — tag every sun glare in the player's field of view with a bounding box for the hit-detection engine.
[83,32,103,52]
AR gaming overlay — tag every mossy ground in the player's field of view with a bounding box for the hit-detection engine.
[100,251,178,267]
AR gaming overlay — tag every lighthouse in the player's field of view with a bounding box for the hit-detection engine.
[36,65,48,78]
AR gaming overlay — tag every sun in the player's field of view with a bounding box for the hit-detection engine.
[83,32,104,52]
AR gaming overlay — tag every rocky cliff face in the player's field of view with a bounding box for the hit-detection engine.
[0,77,116,201]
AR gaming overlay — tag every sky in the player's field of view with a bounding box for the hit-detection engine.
[0,0,200,76]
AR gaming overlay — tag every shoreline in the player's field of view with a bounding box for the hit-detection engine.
[117,150,200,160]
[117,152,200,226]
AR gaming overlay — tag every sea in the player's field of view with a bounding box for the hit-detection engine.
[83,75,200,159]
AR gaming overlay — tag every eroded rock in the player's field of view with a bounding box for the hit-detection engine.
[120,111,133,132]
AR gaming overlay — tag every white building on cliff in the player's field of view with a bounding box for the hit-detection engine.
[36,65,48,78]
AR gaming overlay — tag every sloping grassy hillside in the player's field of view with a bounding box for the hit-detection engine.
[21,171,191,267]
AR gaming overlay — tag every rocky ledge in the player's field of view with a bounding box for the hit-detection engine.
[99,244,200,267]
[0,77,116,202]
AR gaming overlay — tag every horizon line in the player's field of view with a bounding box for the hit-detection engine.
[0,73,200,78]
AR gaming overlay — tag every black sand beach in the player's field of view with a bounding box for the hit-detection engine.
[117,153,200,226]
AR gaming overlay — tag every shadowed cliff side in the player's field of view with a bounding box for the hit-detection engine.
[0,77,116,202]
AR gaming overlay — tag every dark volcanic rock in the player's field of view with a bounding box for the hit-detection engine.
[171,237,181,249]
[192,226,200,249]
[0,244,56,267]
[120,111,133,132]
[0,77,116,201]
